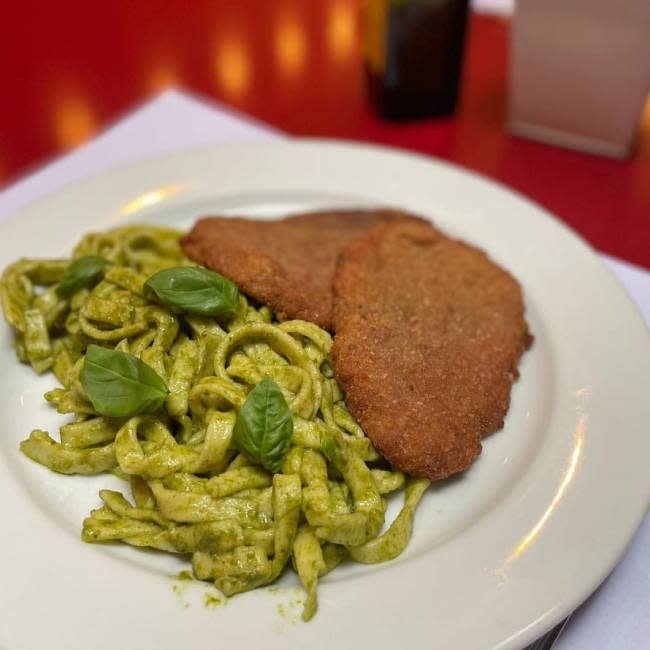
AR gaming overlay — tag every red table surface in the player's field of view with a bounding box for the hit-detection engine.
[1,1,648,268]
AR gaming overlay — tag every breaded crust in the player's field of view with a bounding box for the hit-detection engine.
[181,209,419,330]
[331,220,532,480]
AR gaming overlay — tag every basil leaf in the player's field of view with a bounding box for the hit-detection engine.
[57,255,111,297]
[81,344,168,417]
[144,266,240,319]
[233,377,293,472]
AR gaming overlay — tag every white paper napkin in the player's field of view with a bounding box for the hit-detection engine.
[472,0,515,15]
[0,89,647,649]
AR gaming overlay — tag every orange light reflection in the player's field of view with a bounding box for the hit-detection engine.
[505,415,586,564]
[215,31,252,100]
[53,92,97,150]
[641,94,650,132]
[275,12,307,78]
[328,1,357,62]
[147,63,180,93]
[117,185,184,218]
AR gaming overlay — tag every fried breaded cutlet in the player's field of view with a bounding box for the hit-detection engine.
[181,209,420,330]
[331,220,532,480]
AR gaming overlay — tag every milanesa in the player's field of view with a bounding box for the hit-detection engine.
[331,219,531,480]
[181,209,420,331]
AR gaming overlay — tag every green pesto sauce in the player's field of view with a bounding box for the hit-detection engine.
[171,583,190,609]
[204,591,227,609]
[272,586,304,627]
[170,572,192,609]
[170,572,228,611]
[275,603,298,625]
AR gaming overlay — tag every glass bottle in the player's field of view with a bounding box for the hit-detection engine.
[364,0,470,121]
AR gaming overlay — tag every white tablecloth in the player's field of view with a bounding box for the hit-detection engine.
[1,90,648,649]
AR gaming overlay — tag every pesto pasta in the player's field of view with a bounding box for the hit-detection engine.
[0,224,429,621]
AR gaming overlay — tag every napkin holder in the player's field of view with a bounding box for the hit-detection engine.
[508,0,650,158]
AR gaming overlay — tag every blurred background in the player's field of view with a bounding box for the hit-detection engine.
[1,0,648,266]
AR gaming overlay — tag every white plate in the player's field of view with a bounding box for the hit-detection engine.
[1,141,649,650]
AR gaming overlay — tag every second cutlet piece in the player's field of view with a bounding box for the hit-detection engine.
[331,219,532,480]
